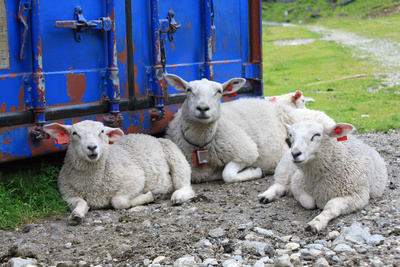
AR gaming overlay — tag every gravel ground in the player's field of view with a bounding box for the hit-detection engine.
[1,27,400,267]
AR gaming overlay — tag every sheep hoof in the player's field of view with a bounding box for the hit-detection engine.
[305,223,319,234]
[68,212,84,226]
[259,196,271,204]
[172,199,183,206]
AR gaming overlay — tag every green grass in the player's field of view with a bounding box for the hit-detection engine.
[262,0,400,24]
[262,24,400,132]
[0,166,68,229]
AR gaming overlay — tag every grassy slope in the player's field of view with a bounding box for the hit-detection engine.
[262,1,400,131]
[262,0,400,24]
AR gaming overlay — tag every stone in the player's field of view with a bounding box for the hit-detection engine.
[152,256,166,264]
[254,227,275,237]
[195,239,213,247]
[367,234,385,246]
[222,259,240,267]
[274,254,294,267]
[314,257,330,267]
[299,249,322,260]
[203,258,218,266]
[327,231,340,241]
[333,222,371,244]
[243,241,270,256]
[9,258,37,267]
[333,243,353,253]
[209,227,225,238]
[284,243,300,251]
[174,255,198,267]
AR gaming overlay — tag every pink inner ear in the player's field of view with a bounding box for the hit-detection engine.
[294,91,302,100]
[269,96,277,102]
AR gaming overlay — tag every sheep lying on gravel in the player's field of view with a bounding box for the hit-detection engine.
[265,90,306,109]
[44,120,195,225]
[259,120,387,232]
[164,74,293,183]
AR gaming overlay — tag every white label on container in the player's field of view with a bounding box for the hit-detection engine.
[0,0,10,70]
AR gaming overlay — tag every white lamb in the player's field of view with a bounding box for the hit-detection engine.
[258,120,387,232]
[44,120,195,225]
[265,90,306,109]
[164,74,293,184]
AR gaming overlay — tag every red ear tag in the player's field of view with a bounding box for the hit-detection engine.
[109,141,114,145]
[334,127,342,134]
[55,131,70,145]
[193,148,208,167]
[337,136,348,142]
[269,96,277,102]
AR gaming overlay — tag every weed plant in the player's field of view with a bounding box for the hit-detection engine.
[0,166,68,229]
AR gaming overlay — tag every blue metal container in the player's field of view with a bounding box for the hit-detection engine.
[0,0,263,163]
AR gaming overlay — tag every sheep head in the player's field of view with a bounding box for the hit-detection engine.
[164,74,246,124]
[285,121,355,164]
[44,120,124,162]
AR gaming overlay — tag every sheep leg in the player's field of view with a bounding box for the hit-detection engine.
[112,191,155,210]
[291,170,316,210]
[67,197,90,226]
[259,151,293,203]
[305,196,364,233]
[171,186,196,205]
[222,161,262,183]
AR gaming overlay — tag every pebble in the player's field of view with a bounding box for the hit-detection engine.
[314,257,330,267]
[152,256,166,264]
[195,238,213,247]
[254,227,275,237]
[299,248,322,260]
[222,259,240,267]
[274,254,293,267]
[333,243,353,253]
[209,227,225,238]
[333,222,371,244]
[243,241,269,256]
[327,231,340,240]
[8,258,37,267]
[367,234,385,246]
[284,242,300,251]
[174,255,198,266]
[203,258,218,266]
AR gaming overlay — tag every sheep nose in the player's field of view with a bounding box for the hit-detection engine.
[196,106,210,112]
[292,151,302,159]
[87,145,97,152]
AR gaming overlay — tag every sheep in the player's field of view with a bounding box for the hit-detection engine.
[43,120,195,225]
[265,90,306,109]
[164,74,293,184]
[258,120,387,232]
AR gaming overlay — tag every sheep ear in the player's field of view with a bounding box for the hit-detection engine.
[104,127,124,142]
[164,74,189,92]
[293,90,302,100]
[325,123,355,138]
[43,123,72,139]
[222,78,246,95]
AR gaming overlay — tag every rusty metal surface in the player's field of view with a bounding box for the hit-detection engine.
[0,0,263,162]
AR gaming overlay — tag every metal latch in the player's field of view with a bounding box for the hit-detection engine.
[55,6,112,42]
[166,10,181,42]
[18,0,31,60]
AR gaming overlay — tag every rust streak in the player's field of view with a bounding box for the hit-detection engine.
[67,73,87,103]
[0,103,7,112]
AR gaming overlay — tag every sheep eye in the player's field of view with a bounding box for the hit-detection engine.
[99,130,104,136]
[215,90,222,95]
[72,132,78,136]
[186,88,192,93]
[311,133,321,141]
